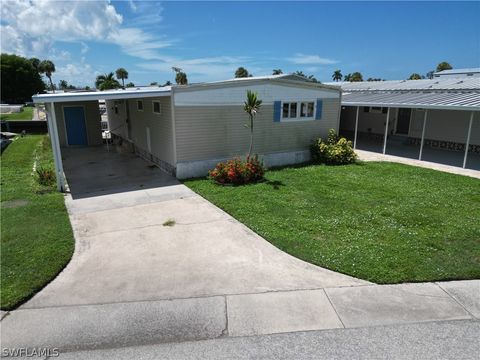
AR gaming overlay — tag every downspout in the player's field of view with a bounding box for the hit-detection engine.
[170,87,177,175]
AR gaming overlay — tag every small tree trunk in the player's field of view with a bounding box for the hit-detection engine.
[248,114,254,157]
[122,78,125,89]
[49,76,55,93]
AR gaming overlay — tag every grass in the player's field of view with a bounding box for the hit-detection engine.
[1,135,74,310]
[0,106,33,121]
[185,162,480,284]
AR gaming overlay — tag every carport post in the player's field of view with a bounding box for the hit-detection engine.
[382,107,390,155]
[463,111,474,169]
[353,106,359,149]
[419,109,428,161]
[46,102,65,191]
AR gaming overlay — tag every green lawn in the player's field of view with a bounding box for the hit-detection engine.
[1,135,74,310]
[0,107,34,121]
[185,163,480,284]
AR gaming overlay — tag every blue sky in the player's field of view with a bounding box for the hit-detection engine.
[1,1,479,86]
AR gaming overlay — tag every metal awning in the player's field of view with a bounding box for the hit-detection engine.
[342,91,480,111]
[32,86,172,103]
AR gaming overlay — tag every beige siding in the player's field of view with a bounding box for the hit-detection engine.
[127,97,174,165]
[106,99,128,139]
[55,101,101,146]
[410,109,480,145]
[175,98,340,162]
[340,106,397,135]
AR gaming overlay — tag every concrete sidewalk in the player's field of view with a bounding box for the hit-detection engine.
[1,280,478,353]
[356,149,480,179]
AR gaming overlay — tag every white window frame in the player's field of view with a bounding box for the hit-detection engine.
[137,100,144,112]
[152,100,161,115]
[281,101,316,122]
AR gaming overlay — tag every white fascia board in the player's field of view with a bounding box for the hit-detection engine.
[342,101,480,111]
[32,90,171,104]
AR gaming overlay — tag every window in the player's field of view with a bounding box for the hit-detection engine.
[114,105,118,115]
[282,102,297,119]
[152,101,161,114]
[281,101,315,121]
[300,102,315,118]
[137,100,144,111]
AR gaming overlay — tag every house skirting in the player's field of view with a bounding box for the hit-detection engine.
[175,150,311,179]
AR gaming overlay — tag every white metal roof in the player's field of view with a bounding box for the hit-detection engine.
[342,91,480,111]
[32,86,172,103]
[325,78,480,91]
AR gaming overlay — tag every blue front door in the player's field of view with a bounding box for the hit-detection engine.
[64,106,87,145]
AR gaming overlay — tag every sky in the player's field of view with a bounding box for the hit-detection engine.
[1,1,479,87]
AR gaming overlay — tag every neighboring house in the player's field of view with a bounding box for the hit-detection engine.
[433,68,480,78]
[325,77,480,169]
[32,74,341,190]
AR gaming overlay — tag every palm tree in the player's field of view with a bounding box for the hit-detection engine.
[59,80,68,89]
[115,68,128,89]
[235,67,251,78]
[125,82,135,87]
[332,70,342,82]
[272,69,283,75]
[344,73,351,82]
[175,71,188,85]
[95,72,121,91]
[39,60,56,93]
[244,90,262,157]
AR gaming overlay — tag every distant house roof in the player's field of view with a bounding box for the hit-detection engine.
[433,67,480,76]
[325,78,480,92]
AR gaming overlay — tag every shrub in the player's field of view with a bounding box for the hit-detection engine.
[311,129,357,165]
[36,167,56,186]
[209,155,265,185]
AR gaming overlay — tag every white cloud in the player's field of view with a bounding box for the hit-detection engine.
[0,0,170,61]
[288,53,338,65]
[138,56,261,82]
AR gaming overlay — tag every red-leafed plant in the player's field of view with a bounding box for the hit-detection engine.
[209,155,265,185]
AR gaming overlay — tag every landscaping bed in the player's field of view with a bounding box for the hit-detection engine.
[185,162,480,284]
[1,135,74,310]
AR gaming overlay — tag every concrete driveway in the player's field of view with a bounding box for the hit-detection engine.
[24,147,366,308]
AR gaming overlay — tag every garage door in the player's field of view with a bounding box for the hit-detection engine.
[64,106,87,145]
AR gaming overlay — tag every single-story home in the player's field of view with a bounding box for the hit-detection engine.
[32,74,342,191]
[326,76,480,169]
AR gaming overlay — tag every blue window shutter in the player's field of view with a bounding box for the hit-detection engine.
[315,99,323,120]
[273,101,281,122]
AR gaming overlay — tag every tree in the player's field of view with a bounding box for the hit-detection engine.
[29,57,40,71]
[59,80,68,89]
[163,80,172,86]
[343,73,351,82]
[244,90,262,157]
[426,70,435,79]
[294,71,318,82]
[125,82,135,88]
[409,73,423,80]
[39,60,56,93]
[150,82,158,86]
[95,72,120,91]
[235,67,251,78]
[332,69,342,82]
[436,62,452,72]
[272,69,283,75]
[1,53,45,103]
[350,72,363,82]
[367,77,383,81]
[85,86,91,90]
[175,71,188,85]
[115,67,128,88]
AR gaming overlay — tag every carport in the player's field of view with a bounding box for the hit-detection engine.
[339,91,480,170]
[32,88,172,192]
